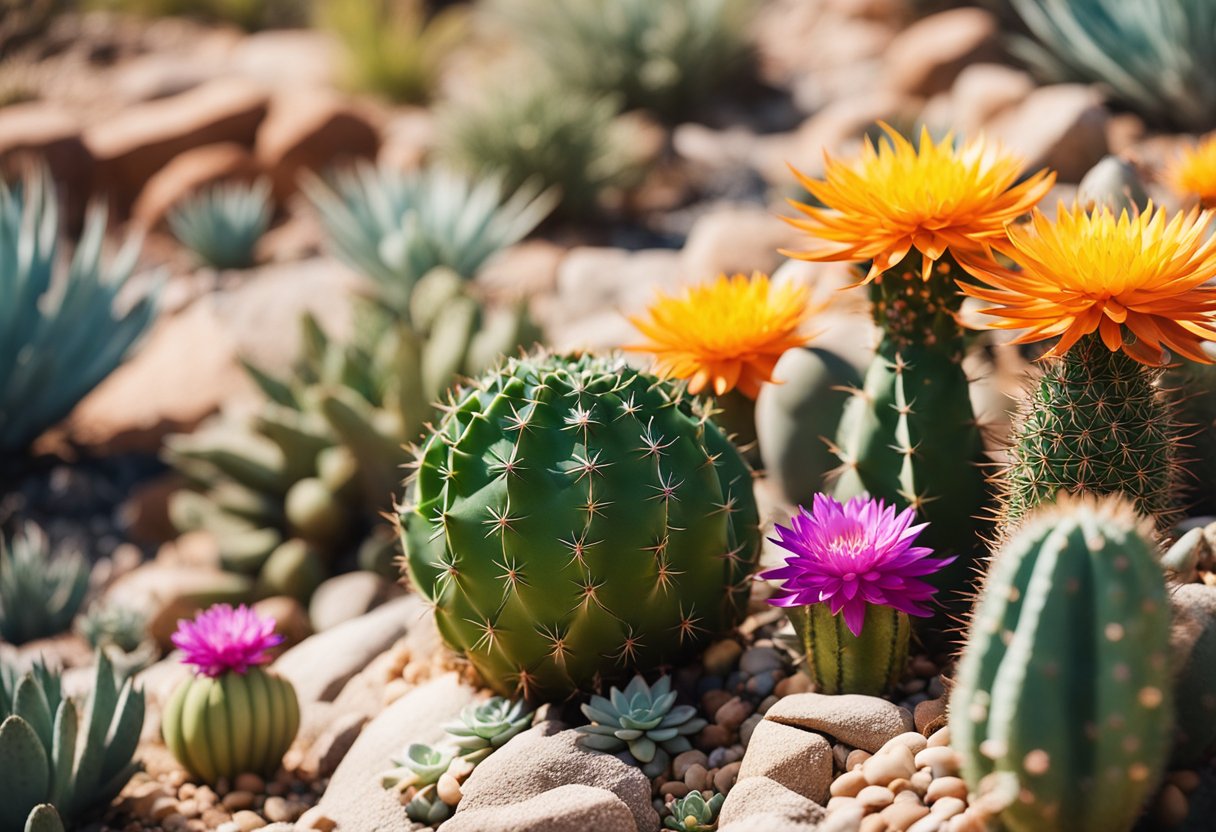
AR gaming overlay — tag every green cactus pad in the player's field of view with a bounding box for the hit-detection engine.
[401,353,760,699]
[951,496,1172,832]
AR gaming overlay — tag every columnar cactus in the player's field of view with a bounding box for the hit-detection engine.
[400,352,761,700]
[951,496,1173,832]
[162,605,299,783]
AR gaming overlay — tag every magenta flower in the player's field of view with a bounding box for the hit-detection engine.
[759,494,954,637]
[172,604,283,678]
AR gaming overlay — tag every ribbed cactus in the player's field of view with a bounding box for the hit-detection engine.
[831,256,989,612]
[786,604,908,696]
[951,496,1173,832]
[161,605,299,783]
[1000,335,1179,530]
[1169,583,1216,766]
[401,352,760,700]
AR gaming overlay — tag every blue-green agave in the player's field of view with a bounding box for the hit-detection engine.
[665,791,725,832]
[0,170,158,454]
[168,178,272,270]
[0,523,90,646]
[1010,0,1216,131]
[0,652,145,831]
[303,163,555,313]
[578,675,706,777]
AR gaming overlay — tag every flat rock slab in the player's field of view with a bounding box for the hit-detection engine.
[275,594,424,703]
[455,723,658,832]
[440,784,638,832]
[718,775,825,831]
[736,718,833,805]
[318,673,478,832]
[764,693,914,753]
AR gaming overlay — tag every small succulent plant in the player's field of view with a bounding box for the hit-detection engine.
[665,791,725,832]
[0,651,145,829]
[76,604,157,677]
[0,522,90,646]
[380,742,455,791]
[443,697,535,762]
[404,783,454,825]
[0,168,158,454]
[168,179,272,270]
[578,675,706,777]
[303,163,555,314]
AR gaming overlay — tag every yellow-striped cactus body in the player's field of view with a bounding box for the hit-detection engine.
[162,667,299,783]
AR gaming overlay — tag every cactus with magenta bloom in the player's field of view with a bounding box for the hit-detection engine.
[760,494,953,695]
[162,605,299,784]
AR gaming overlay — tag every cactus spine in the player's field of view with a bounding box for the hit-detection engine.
[401,353,760,700]
[786,603,909,696]
[951,496,1173,832]
[1000,334,1179,529]
[832,255,988,610]
[162,666,299,783]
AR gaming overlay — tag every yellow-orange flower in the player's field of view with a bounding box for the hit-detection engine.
[783,124,1055,283]
[627,273,817,398]
[956,204,1216,366]
[1170,134,1216,207]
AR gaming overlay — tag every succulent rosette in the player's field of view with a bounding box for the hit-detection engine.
[162,604,300,783]
[761,494,953,695]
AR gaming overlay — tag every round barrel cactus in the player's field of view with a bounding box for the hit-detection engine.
[400,353,761,699]
[162,605,300,783]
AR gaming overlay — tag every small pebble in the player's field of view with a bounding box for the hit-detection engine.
[437,772,463,806]
[262,796,294,823]
[698,724,732,750]
[1168,770,1202,793]
[822,805,866,832]
[888,778,917,796]
[150,797,178,820]
[295,806,337,831]
[833,743,851,771]
[745,672,777,698]
[910,770,933,792]
[860,813,888,832]
[222,791,255,812]
[231,811,266,832]
[894,789,922,805]
[926,726,951,748]
[927,677,945,698]
[684,764,709,792]
[702,689,733,716]
[661,782,690,800]
[714,761,741,794]
[707,746,740,768]
[914,698,947,735]
[758,695,779,714]
[914,746,959,778]
[881,801,930,830]
[847,749,872,771]
[739,713,764,747]
[775,673,813,697]
[907,815,944,832]
[162,815,189,832]
[945,810,989,832]
[216,824,241,832]
[702,640,743,675]
[910,656,938,677]
[739,646,784,675]
[881,732,928,757]
[857,785,895,811]
[926,777,967,804]
[673,750,709,779]
[715,697,753,732]
[930,797,966,819]
[826,796,860,813]
[1152,783,1189,828]
[176,799,199,818]
[831,770,868,798]
[863,745,917,786]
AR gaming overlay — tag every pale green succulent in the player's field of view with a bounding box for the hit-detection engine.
[303,163,556,314]
[0,523,90,646]
[404,783,454,825]
[496,0,754,119]
[578,675,706,777]
[168,179,272,270]
[0,652,145,830]
[380,741,456,794]
[0,170,158,454]
[441,81,641,218]
[443,696,534,762]
[665,791,725,832]
[1010,0,1216,131]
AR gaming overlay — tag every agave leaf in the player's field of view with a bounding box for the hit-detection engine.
[0,716,49,829]
[48,699,76,810]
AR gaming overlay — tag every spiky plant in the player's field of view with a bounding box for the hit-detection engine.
[1009,0,1216,131]
[0,169,158,455]
[441,81,640,218]
[442,697,534,763]
[0,523,90,646]
[495,0,753,119]
[318,0,468,104]
[0,652,144,830]
[303,164,556,314]
[951,496,1172,832]
[76,604,156,678]
[168,179,271,271]
[665,791,725,832]
[400,353,761,701]
[578,674,706,777]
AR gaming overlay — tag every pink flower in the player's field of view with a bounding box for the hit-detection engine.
[759,494,954,636]
[172,604,283,678]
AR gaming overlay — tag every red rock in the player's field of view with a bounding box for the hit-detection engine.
[884,8,1001,97]
[131,142,262,231]
[990,84,1110,182]
[255,92,379,199]
[0,102,93,222]
[85,78,268,209]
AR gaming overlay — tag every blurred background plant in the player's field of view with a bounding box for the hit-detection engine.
[76,602,158,676]
[168,178,272,270]
[0,170,159,456]
[317,0,469,104]
[83,0,307,30]
[0,521,89,645]
[493,0,755,121]
[1008,0,1216,131]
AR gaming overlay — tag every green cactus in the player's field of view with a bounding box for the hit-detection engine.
[161,665,300,783]
[831,255,989,615]
[443,697,534,763]
[1168,583,1216,766]
[754,345,861,506]
[665,790,725,832]
[785,602,909,697]
[0,523,90,645]
[1000,334,1179,530]
[400,352,761,700]
[951,496,1173,832]
[1165,354,1216,517]
[0,168,158,454]
[578,674,706,777]
[0,652,144,831]
[168,179,272,270]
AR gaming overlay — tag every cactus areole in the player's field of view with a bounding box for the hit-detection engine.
[400,353,761,700]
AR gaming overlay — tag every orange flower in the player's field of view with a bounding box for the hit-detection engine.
[783,124,1054,283]
[627,273,817,398]
[1170,134,1216,208]
[956,203,1216,365]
